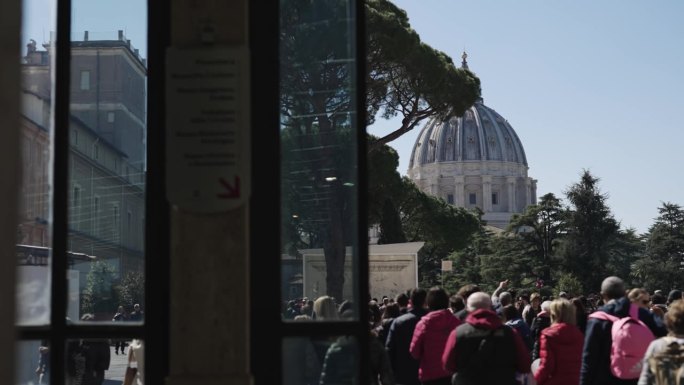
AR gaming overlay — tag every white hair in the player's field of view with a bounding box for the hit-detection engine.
[601,276,625,300]
[541,300,552,312]
[467,292,492,312]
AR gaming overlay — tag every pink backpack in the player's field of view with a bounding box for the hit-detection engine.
[589,304,655,379]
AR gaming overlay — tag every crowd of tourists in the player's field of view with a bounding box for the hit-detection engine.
[284,277,684,385]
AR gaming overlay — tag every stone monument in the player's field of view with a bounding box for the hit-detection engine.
[301,242,423,301]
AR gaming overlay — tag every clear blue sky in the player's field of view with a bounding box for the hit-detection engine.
[22,0,147,56]
[368,0,684,234]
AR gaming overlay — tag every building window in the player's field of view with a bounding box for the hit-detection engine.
[22,138,31,167]
[72,186,81,208]
[80,70,90,90]
[492,192,499,205]
[447,194,454,204]
[113,204,120,237]
[469,193,477,205]
[127,210,132,234]
[107,111,115,123]
[93,195,100,235]
[72,185,81,230]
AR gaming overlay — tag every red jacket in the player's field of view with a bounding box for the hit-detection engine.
[409,309,461,381]
[534,322,584,385]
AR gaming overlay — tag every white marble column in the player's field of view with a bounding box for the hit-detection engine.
[168,2,252,385]
[525,179,532,208]
[454,176,465,207]
[482,175,492,212]
[507,176,517,213]
[0,0,20,378]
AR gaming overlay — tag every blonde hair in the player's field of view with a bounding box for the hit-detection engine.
[549,299,576,325]
[313,296,338,321]
[666,300,684,335]
[628,288,649,304]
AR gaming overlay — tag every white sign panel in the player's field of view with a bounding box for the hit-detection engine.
[165,46,250,212]
[441,260,453,272]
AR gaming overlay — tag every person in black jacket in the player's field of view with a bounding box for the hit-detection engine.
[112,306,127,354]
[129,303,144,322]
[320,309,395,385]
[80,314,111,385]
[580,276,667,385]
[385,288,427,385]
[82,339,111,385]
[379,303,401,346]
[530,300,552,360]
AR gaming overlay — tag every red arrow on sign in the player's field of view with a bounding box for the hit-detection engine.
[217,176,240,199]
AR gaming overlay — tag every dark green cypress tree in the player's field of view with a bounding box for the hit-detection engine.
[378,198,406,244]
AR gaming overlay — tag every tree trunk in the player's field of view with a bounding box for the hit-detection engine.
[314,96,347,302]
[324,204,346,302]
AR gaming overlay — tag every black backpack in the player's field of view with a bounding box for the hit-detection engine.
[452,325,518,385]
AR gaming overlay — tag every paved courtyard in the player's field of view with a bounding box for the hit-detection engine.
[103,345,130,384]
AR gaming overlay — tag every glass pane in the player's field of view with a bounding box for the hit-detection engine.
[283,336,359,385]
[17,0,56,326]
[279,0,359,321]
[65,338,144,384]
[68,0,147,322]
[15,340,50,385]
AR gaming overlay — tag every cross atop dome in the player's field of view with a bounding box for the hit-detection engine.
[461,51,469,70]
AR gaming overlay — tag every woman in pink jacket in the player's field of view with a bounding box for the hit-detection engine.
[533,298,584,385]
[410,287,461,385]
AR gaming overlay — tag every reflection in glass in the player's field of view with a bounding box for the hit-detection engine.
[67,1,147,322]
[283,336,359,385]
[17,0,56,326]
[279,0,359,320]
[65,338,145,384]
[16,340,50,385]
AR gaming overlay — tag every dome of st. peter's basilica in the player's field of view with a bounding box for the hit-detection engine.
[407,52,537,229]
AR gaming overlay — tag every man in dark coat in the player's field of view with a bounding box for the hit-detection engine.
[129,303,144,321]
[442,292,531,385]
[80,314,112,385]
[385,288,427,385]
[580,276,667,385]
[82,339,111,385]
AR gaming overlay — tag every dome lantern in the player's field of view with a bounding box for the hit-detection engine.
[461,51,469,70]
